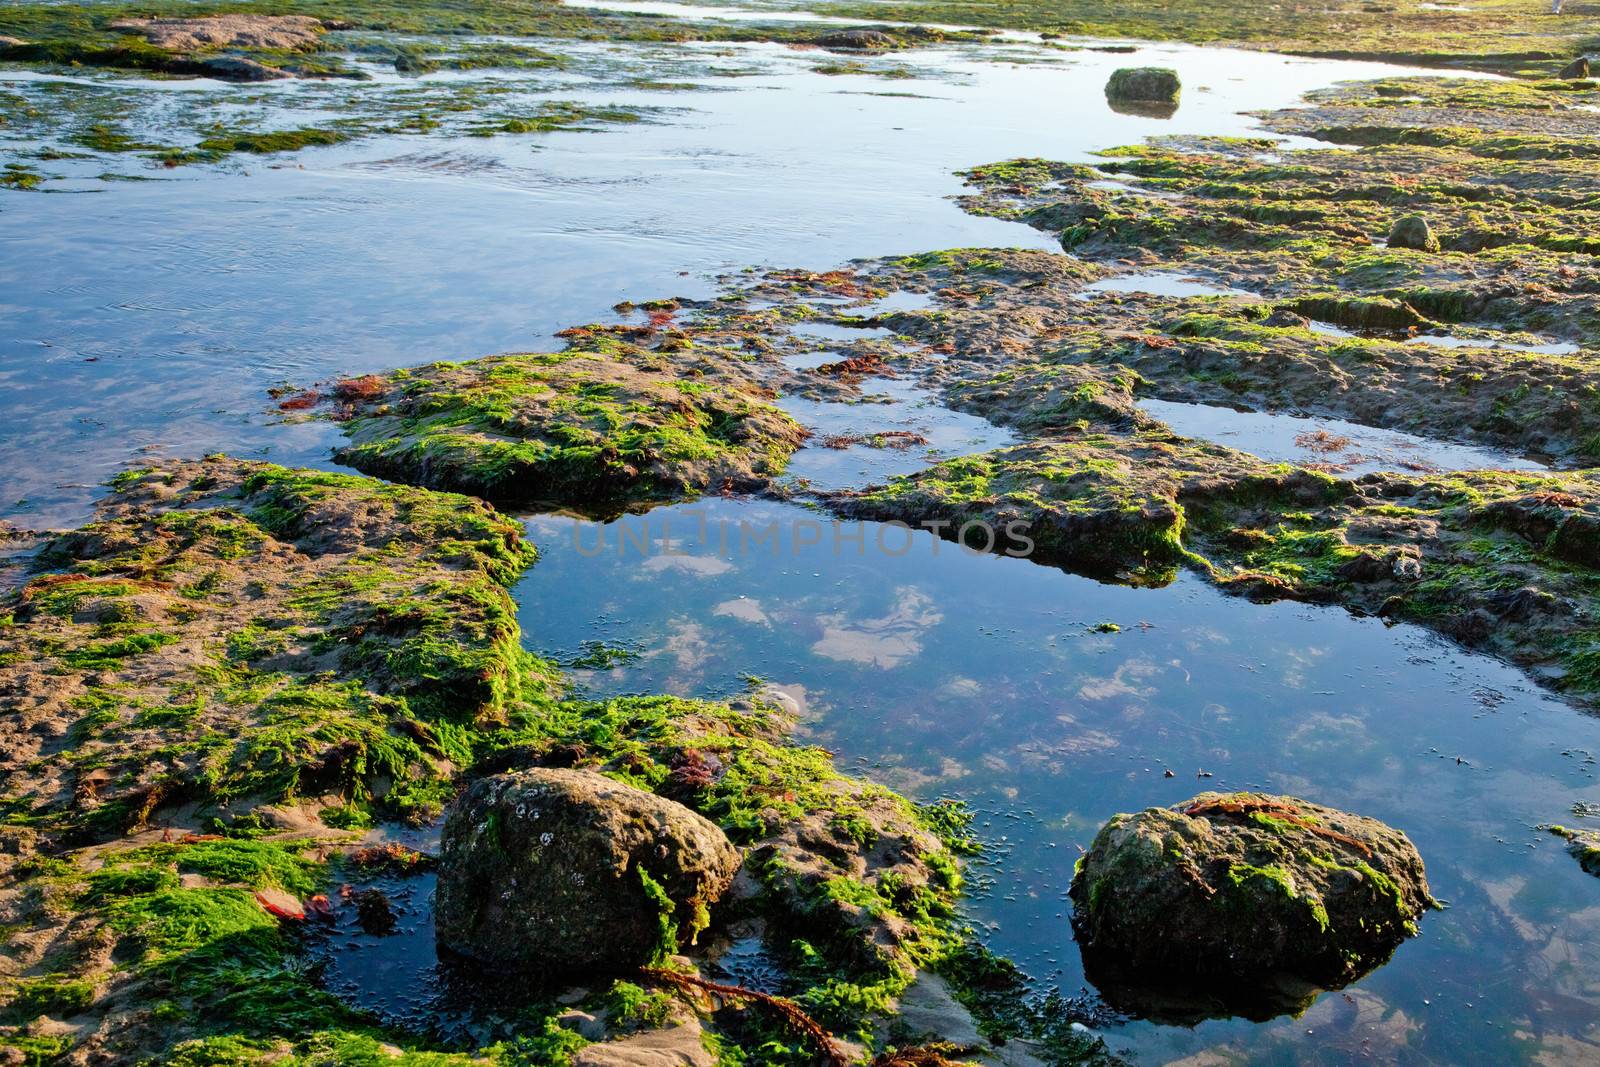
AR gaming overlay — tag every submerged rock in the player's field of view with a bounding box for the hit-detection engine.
[1105,67,1181,104]
[1387,213,1441,252]
[434,768,741,975]
[1070,792,1432,1017]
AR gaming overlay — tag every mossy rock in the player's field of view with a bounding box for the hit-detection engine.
[435,768,741,976]
[1388,214,1441,253]
[1070,792,1433,1020]
[335,350,807,510]
[1543,823,1600,875]
[1105,67,1181,104]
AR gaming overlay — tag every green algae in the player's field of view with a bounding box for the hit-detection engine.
[334,346,807,510]
[0,163,44,190]
[0,459,554,844]
[815,0,1599,75]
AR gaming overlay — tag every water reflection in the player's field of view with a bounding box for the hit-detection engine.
[1138,398,1551,476]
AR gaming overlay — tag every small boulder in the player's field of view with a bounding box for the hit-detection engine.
[817,28,898,50]
[1261,308,1311,329]
[1559,55,1590,79]
[435,768,741,976]
[1105,67,1181,104]
[1387,213,1441,252]
[1070,792,1433,1017]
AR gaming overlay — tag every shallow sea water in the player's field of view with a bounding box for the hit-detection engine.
[3,16,1594,1066]
[3,34,1458,526]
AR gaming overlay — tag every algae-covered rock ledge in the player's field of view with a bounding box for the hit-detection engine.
[330,342,809,512]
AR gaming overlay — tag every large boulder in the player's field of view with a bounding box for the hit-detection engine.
[1388,213,1441,252]
[1070,792,1433,1017]
[1105,67,1181,104]
[435,769,741,975]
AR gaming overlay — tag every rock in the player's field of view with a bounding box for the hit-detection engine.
[392,48,438,74]
[1335,550,1391,583]
[1560,55,1590,79]
[434,768,741,975]
[1070,792,1433,1018]
[1543,824,1600,875]
[108,15,326,52]
[892,972,987,1048]
[1484,585,1563,622]
[817,28,898,50]
[1104,67,1181,104]
[554,1009,608,1041]
[1387,213,1441,252]
[253,887,305,920]
[572,1018,716,1067]
[196,56,292,82]
[0,36,26,49]
[1261,308,1311,329]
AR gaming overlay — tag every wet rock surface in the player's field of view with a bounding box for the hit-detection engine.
[434,768,741,975]
[196,54,293,81]
[1070,792,1433,1018]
